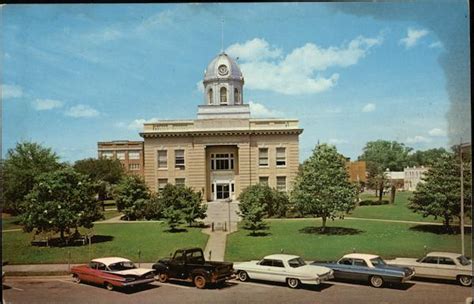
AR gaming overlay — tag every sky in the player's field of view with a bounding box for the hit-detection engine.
[1,2,470,163]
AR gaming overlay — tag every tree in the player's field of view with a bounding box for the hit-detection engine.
[358,140,412,202]
[160,184,207,227]
[143,193,165,220]
[74,158,124,208]
[20,168,103,242]
[113,175,150,220]
[409,152,471,232]
[238,184,289,218]
[238,188,268,235]
[407,148,449,167]
[3,142,62,214]
[162,206,184,232]
[292,144,357,232]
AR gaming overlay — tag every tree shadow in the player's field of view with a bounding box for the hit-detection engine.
[165,228,188,233]
[33,235,114,248]
[246,231,272,237]
[409,224,472,235]
[190,222,210,229]
[299,226,364,235]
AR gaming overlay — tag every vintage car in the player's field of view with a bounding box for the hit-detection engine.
[312,253,415,288]
[70,257,155,291]
[153,248,234,289]
[387,252,472,286]
[234,254,334,289]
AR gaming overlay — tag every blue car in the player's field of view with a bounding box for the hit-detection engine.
[311,253,415,288]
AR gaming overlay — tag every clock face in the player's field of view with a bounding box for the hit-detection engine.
[218,64,229,76]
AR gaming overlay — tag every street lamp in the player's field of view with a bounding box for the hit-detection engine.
[226,198,232,233]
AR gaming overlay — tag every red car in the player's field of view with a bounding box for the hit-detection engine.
[71,257,155,291]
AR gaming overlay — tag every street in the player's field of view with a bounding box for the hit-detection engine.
[3,276,471,304]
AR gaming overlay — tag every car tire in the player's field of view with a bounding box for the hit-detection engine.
[458,275,472,287]
[238,271,249,282]
[105,282,114,291]
[193,275,207,289]
[287,278,300,289]
[369,275,384,288]
[155,272,169,283]
[72,274,81,284]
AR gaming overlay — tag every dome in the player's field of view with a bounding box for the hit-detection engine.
[204,52,243,81]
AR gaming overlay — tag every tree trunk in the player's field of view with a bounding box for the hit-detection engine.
[444,214,451,233]
[390,185,396,204]
[60,228,65,242]
[321,216,327,233]
[378,182,384,202]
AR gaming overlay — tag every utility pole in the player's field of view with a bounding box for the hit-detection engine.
[459,138,465,256]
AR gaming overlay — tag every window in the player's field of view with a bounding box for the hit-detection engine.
[276,147,286,166]
[220,87,227,104]
[129,151,140,160]
[234,88,240,104]
[89,262,99,269]
[421,256,438,264]
[101,151,113,159]
[158,179,168,192]
[259,176,269,185]
[272,260,285,268]
[338,258,352,265]
[116,151,126,160]
[259,148,268,167]
[157,150,167,168]
[175,150,185,168]
[128,164,140,171]
[288,257,306,268]
[175,178,185,187]
[370,257,386,267]
[210,153,234,170]
[259,259,272,266]
[457,256,471,266]
[353,259,368,267]
[97,263,106,271]
[276,176,286,191]
[208,88,213,105]
[438,257,456,265]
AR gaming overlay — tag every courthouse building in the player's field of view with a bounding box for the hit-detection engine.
[139,52,303,201]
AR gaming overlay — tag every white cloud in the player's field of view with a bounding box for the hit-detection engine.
[429,41,443,49]
[328,138,348,145]
[2,84,23,99]
[126,118,160,130]
[406,135,432,144]
[362,103,376,112]
[249,101,282,118]
[33,99,63,111]
[65,104,100,118]
[85,28,122,43]
[136,10,175,32]
[226,35,382,95]
[400,28,429,49]
[428,128,447,137]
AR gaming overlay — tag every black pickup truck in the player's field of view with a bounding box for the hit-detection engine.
[152,247,234,289]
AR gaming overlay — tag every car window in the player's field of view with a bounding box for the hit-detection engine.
[370,257,386,267]
[272,260,285,268]
[174,251,185,261]
[108,261,136,271]
[438,257,456,265]
[338,258,352,265]
[288,258,306,268]
[457,256,471,266]
[97,263,107,271]
[186,250,205,263]
[89,262,98,269]
[421,256,438,264]
[353,259,368,267]
[259,259,272,266]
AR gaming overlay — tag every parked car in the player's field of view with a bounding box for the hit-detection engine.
[70,257,155,291]
[312,253,415,288]
[387,252,472,286]
[234,254,334,289]
[152,247,234,289]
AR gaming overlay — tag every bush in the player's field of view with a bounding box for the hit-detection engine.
[113,175,150,220]
[238,184,289,218]
[359,200,389,206]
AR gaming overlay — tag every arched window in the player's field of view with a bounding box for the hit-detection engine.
[208,89,213,105]
[220,87,227,104]
[234,88,240,104]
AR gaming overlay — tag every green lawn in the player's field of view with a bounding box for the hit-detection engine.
[226,218,472,262]
[2,222,208,264]
[2,214,22,230]
[102,209,123,220]
[349,192,441,223]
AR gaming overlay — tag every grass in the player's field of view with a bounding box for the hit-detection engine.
[2,222,208,264]
[102,209,122,220]
[348,192,441,223]
[226,218,472,262]
[2,214,22,230]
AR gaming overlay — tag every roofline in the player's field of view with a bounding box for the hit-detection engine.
[140,128,303,138]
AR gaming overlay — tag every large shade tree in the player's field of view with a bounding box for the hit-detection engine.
[113,175,150,220]
[20,168,103,242]
[3,142,62,214]
[409,152,471,232]
[292,144,357,232]
[160,184,207,228]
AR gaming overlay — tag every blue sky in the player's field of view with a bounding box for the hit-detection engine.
[1,2,470,163]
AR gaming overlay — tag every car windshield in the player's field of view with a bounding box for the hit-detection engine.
[108,261,137,271]
[370,257,387,267]
[288,257,306,268]
[457,256,471,266]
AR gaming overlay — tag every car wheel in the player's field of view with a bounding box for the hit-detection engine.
[369,275,384,288]
[155,272,169,283]
[287,278,300,289]
[105,282,114,291]
[72,274,81,284]
[458,275,472,287]
[194,275,207,289]
[238,271,249,282]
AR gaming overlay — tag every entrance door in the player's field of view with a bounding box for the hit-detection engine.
[216,184,230,200]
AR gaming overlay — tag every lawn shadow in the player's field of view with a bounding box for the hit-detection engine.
[34,235,114,248]
[165,228,188,233]
[299,226,364,235]
[245,231,271,237]
[191,222,210,229]
[409,225,472,235]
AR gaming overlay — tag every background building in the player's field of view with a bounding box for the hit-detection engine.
[346,160,367,183]
[97,141,144,177]
[404,166,429,191]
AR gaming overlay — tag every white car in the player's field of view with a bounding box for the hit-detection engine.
[234,254,333,289]
[387,252,472,286]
